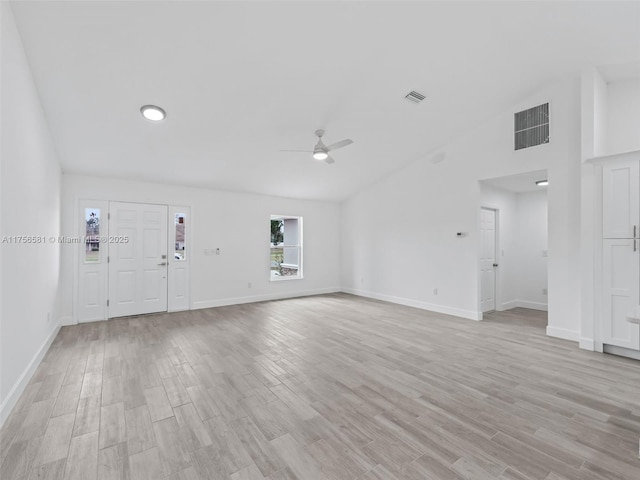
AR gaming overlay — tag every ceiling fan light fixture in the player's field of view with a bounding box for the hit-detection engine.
[140,105,166,121]
[313,150,328,161]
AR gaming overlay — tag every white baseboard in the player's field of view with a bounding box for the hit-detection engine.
[517,300,548,311]
[546,325,579,342]
[191,287,341,310]
[59,315,74,326]
[342,288,481,321]
[499,300,548,311]
[579,337,595,351]
[0,322,61,428]
[498,300,520,311]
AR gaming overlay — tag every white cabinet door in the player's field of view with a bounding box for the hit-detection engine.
[602,160,640,239]
[602,239,640,350]
[108,202,168,318]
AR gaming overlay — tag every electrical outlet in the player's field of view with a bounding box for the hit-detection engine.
[542,288,548,295]
[542,249,548,257]
[47,312,50,323]
[433,288,438,295]
[360,277,364,284]
[248,282,252,288]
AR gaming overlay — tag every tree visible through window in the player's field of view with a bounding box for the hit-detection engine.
[270,215,302,280]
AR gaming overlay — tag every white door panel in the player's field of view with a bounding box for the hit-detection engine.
[603,161,640,239]
[480,208,497,313]
[109,202,168,318]
[602,239,640,350]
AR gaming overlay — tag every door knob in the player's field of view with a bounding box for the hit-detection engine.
[493,263,499,267]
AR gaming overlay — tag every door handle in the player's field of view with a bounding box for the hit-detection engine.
[158,262,167,266]
[493,263,499,267]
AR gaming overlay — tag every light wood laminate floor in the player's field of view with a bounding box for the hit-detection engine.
[1,294,639,479]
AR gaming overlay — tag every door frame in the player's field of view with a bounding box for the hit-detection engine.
[478,205,500,319]
[74,198,191,324]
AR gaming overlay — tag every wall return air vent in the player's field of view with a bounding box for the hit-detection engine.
[514,102,549,150]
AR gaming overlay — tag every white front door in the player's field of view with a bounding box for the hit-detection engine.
[108,202,168,318]
[480,207,498,313]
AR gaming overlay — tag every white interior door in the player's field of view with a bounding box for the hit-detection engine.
[108,202,168,318]
[602,238,640,350]
[480,207,498,313]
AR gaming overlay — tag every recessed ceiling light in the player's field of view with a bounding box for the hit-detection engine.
[536,180,549,186]
[140,105,166,121]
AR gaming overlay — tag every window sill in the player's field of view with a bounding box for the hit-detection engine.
[270,275,303,282]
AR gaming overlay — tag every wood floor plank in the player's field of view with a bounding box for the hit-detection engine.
[128,446,163,480]
[97,442,129,480]
[229,416,285,478]
[99,403,126,450]
[162,376,191,408]
[14,398,55,443]
[80,372,103,399]
[51,382,81,418]
[173,403,213,452]
[124,405,156,455]
[64,431,99,480]
[143,386,173,423]
[27,457,67,480]
[152,416,192,476]
[102,376,124,407]
[35,412,75,465]
[73,394,101,437]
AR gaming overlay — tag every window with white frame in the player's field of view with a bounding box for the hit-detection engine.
[270,215,303,280]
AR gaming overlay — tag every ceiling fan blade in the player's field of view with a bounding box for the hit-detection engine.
[326,139,353,151]
[324,154,336,164]
[279,149,312,153]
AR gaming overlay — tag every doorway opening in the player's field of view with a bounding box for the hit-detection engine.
[479,169,549,325]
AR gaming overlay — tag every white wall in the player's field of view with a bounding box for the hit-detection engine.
[516,191,548,309]
[0,3,62,426]
[59,174,341,323]
[342,77,580,338]
[607,79,640,155]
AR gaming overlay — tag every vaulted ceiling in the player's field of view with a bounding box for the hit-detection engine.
[10,1,640,201]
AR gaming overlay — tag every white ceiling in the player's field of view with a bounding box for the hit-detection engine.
[481,169,548,194]
[9,1,640,202]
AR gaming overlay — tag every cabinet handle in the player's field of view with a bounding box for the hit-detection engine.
[635,240,637,253]
[635,225,637,238]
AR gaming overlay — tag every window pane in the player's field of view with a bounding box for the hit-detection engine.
[270,246,300,277]
[270,214,302,280]
[175,214,186,260]
[85,208,100,263]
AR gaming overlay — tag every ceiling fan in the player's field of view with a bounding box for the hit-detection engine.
[280,129,353,164]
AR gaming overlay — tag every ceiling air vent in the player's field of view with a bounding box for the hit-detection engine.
[405,91,426,104]
[514,102,549,150]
